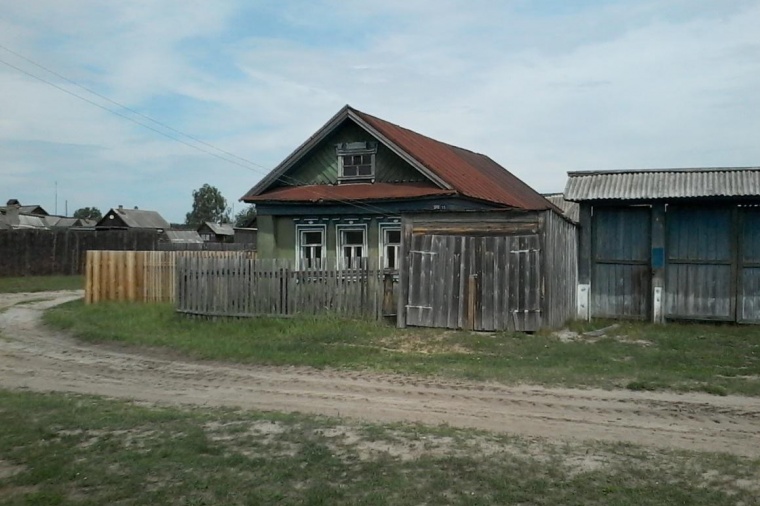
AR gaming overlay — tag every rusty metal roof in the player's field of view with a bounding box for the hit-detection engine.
[245,182,454,203]
[565,167,760,201]
[243,105,552,211]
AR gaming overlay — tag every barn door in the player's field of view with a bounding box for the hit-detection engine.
[405,234,542,331]
[738,207,760,323]
[591,207,651,319]
[664,206,734,320]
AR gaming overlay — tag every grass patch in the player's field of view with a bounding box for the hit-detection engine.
[0,275,83,293]
[43,301,760,395]
[1,389,758,505]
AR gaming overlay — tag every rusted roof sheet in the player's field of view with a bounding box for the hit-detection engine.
[565,167,760,201]
[353,108,551,210]
[245,182,454,203]
[543,194,579,223]
[243,105,553,211]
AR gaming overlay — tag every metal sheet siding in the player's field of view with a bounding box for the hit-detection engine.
[565,168,760,201]
[664,206,734,320]
[590,207,651,319]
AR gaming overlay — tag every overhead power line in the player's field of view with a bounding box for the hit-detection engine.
[0,44,401,217]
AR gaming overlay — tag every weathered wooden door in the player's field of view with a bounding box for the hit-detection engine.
[405,234,542,331]
[591,207,651,319]
[738,207,760,323]
[664,206,734,320]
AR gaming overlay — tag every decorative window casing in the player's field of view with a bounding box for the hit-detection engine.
[296,224,326,269]
[336,141,377,182]
[336,224,367,269]
[379,225,401,270]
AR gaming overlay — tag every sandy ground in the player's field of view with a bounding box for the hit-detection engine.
[1,291,759,458]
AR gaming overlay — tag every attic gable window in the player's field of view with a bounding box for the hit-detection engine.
[336,141,377,182]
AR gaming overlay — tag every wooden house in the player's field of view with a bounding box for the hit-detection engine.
[197,222,235,243]
[565,167,760,324]
[242,105,555,268]
[95,206,170,231]
[241,105,577,331]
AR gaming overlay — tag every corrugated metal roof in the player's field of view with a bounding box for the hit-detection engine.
[565,167,760,201]
[245,182,455,203]
[243,105,553,211]
[353,108,552,210]
[543,194,579,223]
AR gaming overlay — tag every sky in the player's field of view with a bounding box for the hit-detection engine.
[1,0,759,223]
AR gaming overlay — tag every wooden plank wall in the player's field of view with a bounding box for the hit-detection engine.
[0,229,159,277]
[84,250,255,304]
[541,209,578,329]
[175,257,394,321]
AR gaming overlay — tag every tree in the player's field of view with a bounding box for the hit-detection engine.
[234,205,257,228]
[185,184,230,226]
[72,207,102,221]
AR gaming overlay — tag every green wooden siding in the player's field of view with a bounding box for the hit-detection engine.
[262,216,396,263]
[278,120,427,186]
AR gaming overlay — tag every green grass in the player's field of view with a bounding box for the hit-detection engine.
[43,301,760,395]
[0,389,757,505]
[0,275,83,293]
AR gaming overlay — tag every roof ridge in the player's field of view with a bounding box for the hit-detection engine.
[568,167,760,176]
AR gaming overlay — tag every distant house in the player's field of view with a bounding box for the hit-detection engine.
[0,199,49,216]
[197,222,234,243]
[95,206,170,231]
[565,167,760,324]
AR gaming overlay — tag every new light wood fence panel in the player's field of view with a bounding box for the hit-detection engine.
[176,257,392,320]
[85,250,255,304]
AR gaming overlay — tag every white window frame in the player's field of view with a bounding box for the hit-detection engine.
[379,224,401,270]
[336,142,377,182]
[295,224,326,269]
[336,224,367,269]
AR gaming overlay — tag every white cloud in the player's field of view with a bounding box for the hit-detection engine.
[1,0,759,220]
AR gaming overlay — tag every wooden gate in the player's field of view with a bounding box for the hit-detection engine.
[739,207,760,323]
[404,234,542,331]
[591,207,651,319]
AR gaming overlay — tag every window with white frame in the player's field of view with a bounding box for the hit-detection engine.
[296,225,325,269]
[336,142,377,182]
[380,226,401,270]
[337,226,366,269]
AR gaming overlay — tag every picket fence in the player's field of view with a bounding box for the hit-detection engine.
[175,256,397,320]
[84,250,256,304]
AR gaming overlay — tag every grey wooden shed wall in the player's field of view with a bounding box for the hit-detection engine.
[576,202,760,323]
[397,209,577,332]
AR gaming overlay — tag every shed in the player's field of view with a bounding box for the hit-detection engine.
[398,208,577,332]
[565,167,760,323]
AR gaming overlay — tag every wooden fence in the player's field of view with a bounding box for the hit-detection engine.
[84,250,256,304]
[176,257,397,320]
[0,229,159,277]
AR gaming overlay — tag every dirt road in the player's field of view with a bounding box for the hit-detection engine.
[1,291,759,457]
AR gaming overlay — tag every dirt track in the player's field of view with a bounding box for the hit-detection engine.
[1,291,759,457]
